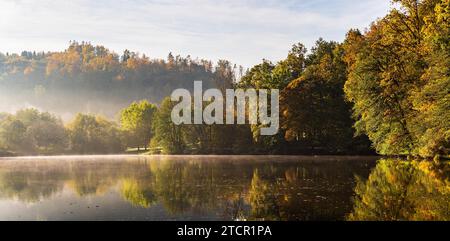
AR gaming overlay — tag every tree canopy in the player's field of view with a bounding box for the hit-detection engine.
[120,100,157,150]
[0,109,67,155]
[343,0,449,157]
[67,113,123,154]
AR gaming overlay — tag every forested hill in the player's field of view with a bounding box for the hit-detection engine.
[0,41,240,119]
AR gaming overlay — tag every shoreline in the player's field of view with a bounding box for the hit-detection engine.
[0,154,382,161]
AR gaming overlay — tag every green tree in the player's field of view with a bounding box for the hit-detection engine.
[67,113,123,154]
[239,43,306,90]
[120,100,157,151]
[239,43,308,153]
[0,109,68,155]
[0,118,28,153]
[239,60,275,89]
[281,40,370,154]
[152,98,186,154]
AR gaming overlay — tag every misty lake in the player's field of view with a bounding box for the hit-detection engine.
[0,155,381,221]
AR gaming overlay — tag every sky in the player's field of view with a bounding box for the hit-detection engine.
[0,0,391,67]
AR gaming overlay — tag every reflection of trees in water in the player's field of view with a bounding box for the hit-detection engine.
[348,159,450,221]
[137,160,252,215]
[223,192,247,221]
[0,157,393,220]
[247,162,373,221]
[0,169,66,202]
[118,159,374,220]
[121,178,157,208]
[65,160,147,197]
[248,169,280,220]
[0,159,148,202]
[67,169,118,197]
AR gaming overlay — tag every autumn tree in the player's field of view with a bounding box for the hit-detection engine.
[0,41,232,119]
[412,0,449,157]
[344,0,449,157]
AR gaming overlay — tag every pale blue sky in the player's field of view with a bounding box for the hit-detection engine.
[0,0,391,67]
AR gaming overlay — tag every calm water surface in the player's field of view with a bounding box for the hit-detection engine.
[0,155,382,220]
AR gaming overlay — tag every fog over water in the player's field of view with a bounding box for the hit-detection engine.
[0,155,380,221]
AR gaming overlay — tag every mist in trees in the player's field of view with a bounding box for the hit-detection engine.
[0,109,125,156]
[0,41,234,120]
[0,109,67,155]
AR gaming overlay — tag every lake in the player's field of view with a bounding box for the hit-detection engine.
[0,155,379,221]
[0,155,446,221]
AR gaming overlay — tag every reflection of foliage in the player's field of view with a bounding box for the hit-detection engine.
[248,162,372,221]
[153,164,193,214]
[0,169,65,203]
[67,173,113,197]
[150,160,240,215]
[0,156,379,221]
[249,169,281,220]
[0,159,147,201]
[349,159,450,221]
[121,178,156,208]
[223,193,247,221]
[65,161,140,197]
